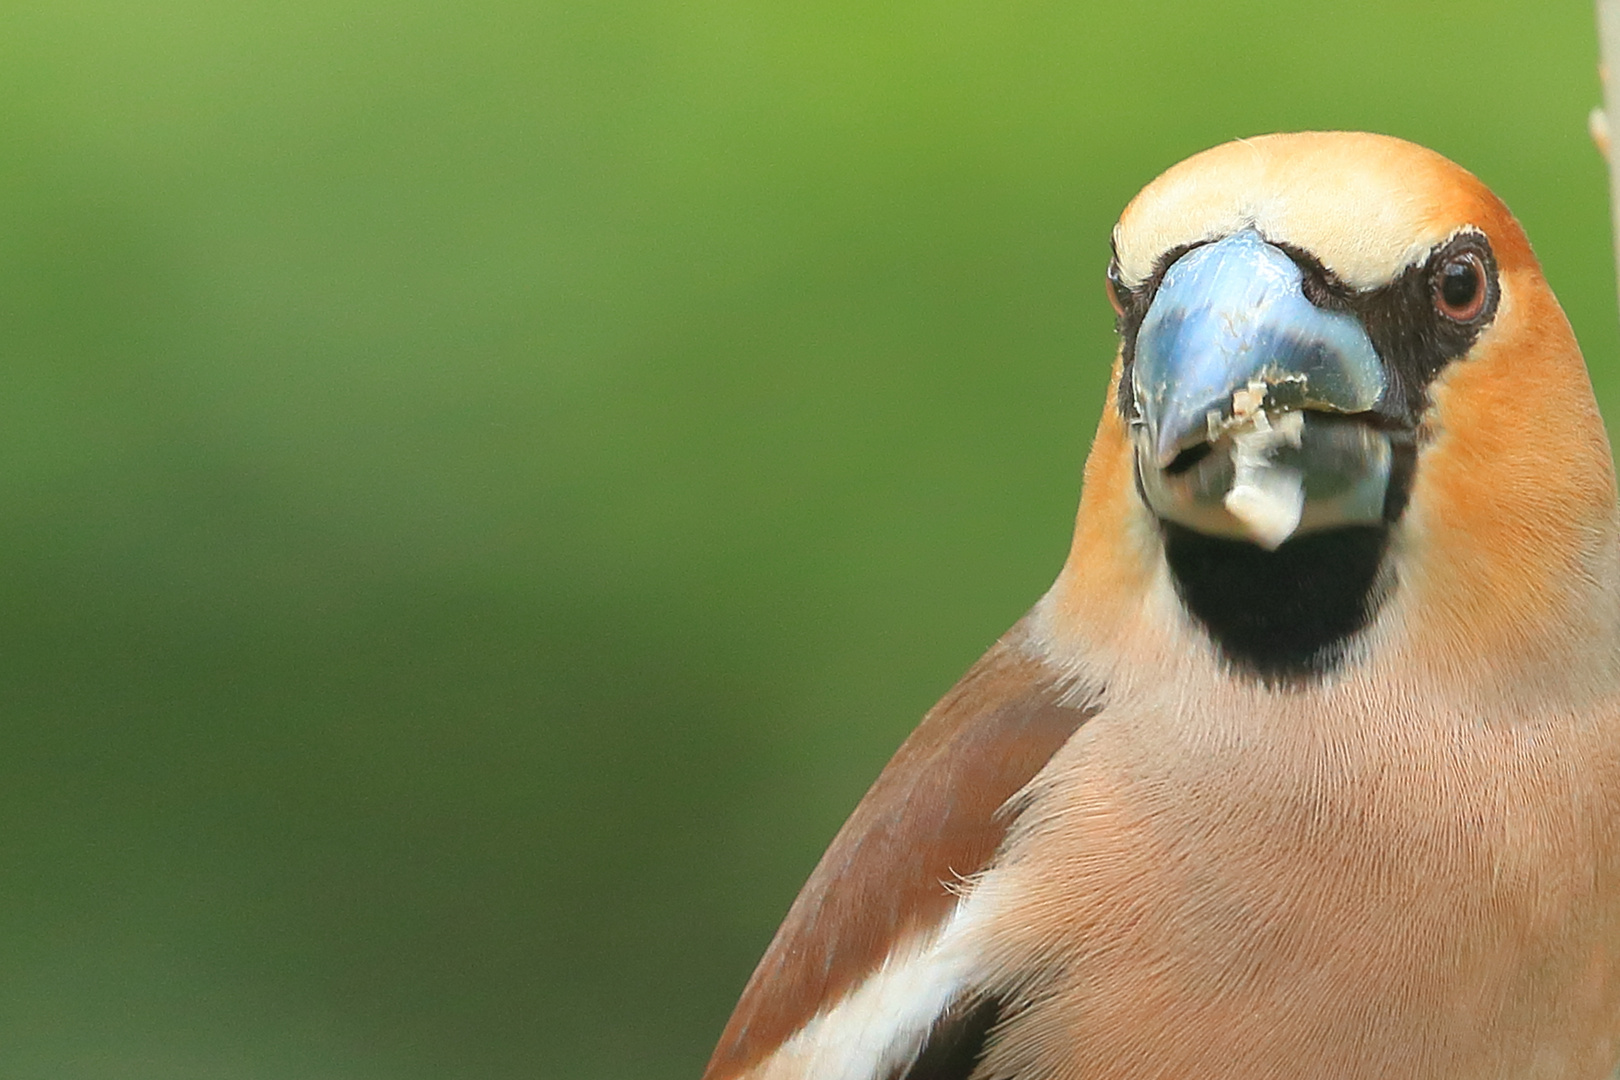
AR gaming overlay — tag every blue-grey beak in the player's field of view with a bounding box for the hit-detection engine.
[1131,230,1394,549]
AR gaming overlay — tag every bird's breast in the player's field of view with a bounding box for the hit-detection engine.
[964,689,1620,1080]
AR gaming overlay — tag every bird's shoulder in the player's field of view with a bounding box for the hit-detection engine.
[702,614,1099,1080]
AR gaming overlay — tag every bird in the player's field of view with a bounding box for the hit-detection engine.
[700,132,1620,1080]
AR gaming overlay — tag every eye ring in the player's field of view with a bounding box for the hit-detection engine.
[1434,251,1487,322]
[1106,256,1129,317]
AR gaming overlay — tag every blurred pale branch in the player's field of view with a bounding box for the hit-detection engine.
[1597,2,1620,313]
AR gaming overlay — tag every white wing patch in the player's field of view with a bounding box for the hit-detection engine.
[747,889,994,1080]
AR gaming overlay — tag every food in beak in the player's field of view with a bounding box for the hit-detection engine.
[1221,382,1307,550]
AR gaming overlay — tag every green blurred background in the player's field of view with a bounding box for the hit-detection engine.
[0,2,1615,1077]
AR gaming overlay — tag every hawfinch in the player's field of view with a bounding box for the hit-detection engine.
[702,132,1620,1080]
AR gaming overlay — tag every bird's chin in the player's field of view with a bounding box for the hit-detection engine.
[1135,409,1405,552]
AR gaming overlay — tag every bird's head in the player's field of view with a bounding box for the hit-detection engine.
[1052,132,1620,693]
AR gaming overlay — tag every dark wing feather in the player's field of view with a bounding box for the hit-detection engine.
[893,997,1004,1080]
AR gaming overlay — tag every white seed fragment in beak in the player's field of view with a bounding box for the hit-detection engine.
[1221,385,1306,550]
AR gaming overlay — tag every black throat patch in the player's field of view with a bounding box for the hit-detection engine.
[1160,522,1391,682]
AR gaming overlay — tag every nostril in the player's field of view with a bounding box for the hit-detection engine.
[1164,443,1214,476]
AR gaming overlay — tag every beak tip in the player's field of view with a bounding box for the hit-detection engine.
[1145,401,1206,470]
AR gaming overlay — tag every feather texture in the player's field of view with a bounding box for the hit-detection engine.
[703,618,1097,1079]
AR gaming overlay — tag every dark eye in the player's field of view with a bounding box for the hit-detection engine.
[1106,256,1129,317]
[1435,251,1487,322]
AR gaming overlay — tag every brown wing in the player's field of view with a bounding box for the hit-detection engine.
[703,615,1099,1079]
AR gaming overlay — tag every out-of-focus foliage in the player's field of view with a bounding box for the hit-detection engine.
[0,2,1611,1077]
